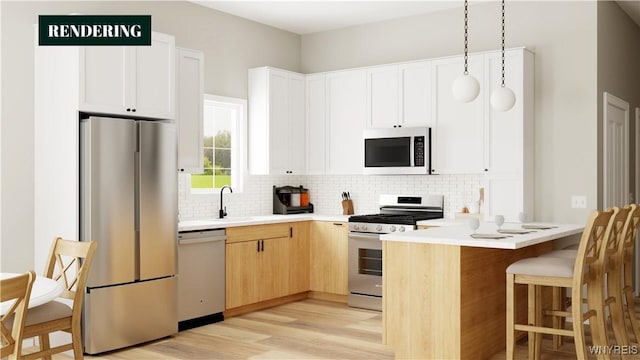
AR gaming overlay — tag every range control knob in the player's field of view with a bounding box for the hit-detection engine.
[399,226,406,232]
[376,225,383,232]
[389,225,396,232]
[361,224,368,231]
[353,224,360,231]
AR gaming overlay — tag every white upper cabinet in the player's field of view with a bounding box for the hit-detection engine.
[248,67,306,175]
[481,49,534,222]
[483,49,526,174]
[399,60,433,128]
[176,48,204,173]
[305,74,326,175]
[132,33,175,119]
[325,69,367,175]
[80,32,175,119]
[366,65,400,128]
[431,54,485,174]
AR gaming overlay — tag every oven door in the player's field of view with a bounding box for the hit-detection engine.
[348,232,383,298]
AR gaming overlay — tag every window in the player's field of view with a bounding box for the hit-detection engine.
[190,94,246,193]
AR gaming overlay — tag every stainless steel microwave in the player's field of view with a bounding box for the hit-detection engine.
[363,127,432,175]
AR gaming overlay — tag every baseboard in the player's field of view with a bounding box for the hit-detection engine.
[307,291,348,303]
[224,292,308,318]
[178,312,224,331]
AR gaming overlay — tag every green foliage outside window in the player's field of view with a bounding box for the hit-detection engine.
[191,130,232,189]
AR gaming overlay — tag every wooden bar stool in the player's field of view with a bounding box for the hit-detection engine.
[506,208,616,360]
[541,206,634,350]
[618,204,640,343]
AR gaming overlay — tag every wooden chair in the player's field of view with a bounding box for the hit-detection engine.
[1,271,35,360]
[20,238,97,360]
[541,206,636,350]
[506,208,615,360]
[619,204,640,343]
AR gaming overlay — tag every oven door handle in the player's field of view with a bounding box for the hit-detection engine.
[348,233,381,241]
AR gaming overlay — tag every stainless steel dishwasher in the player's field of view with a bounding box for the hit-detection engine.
[177,228,226,330]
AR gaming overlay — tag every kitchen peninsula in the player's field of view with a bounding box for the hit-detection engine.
[381,222,584,360]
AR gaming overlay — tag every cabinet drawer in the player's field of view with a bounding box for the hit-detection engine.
[226,223,290,244]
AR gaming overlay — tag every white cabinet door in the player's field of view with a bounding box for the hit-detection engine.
[267,69,290,175]
[79,46,130,116]
[400,60,433,127]
[484,50,524,174]
[326,69,366,174]
[481,49,534,222]
[248,67,306,175]
[133,32,175,119]
[176,48,204,173]
[432,54,485,174]
[366,65,400,128]
[79,32,175,119]
[483,174,523,222]
[305,74,326,175]
[288,74,306,174]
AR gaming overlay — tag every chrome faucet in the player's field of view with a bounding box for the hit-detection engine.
[219,185,233,219]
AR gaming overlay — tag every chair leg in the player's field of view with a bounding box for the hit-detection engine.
[624,285,640,343]
[506,274,516,360]
[71,321,84,360]
[39,334,52,360]
[527,284,540,360]
[608,279,630,347]
[551,286,563,349]
[534,285,543,360]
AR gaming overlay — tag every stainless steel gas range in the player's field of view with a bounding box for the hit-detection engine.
[347,194,444,311]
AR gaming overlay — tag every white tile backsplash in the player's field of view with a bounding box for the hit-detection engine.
[179,173,483,221]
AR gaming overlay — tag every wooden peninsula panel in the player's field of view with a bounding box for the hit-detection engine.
[383,241,552,360]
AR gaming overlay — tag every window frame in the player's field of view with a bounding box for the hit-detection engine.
[190,94,246,195]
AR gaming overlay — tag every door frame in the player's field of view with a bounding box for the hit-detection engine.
[602,92,629,208]
[635,107,640,296]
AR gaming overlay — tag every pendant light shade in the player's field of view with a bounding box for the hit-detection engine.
[452,0,480,103]
[490,0,515,112]
[452,74,480,103]
[490,86,515,111]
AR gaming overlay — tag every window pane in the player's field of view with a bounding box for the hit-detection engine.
[214,130,231,149]
[191,173,213,189]
[193,95,245,193]
[215,148,231,169]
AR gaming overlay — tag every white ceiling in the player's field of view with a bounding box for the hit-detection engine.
[192,1,464,35]
[193,0,640,35]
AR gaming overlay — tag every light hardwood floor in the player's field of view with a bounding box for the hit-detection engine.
[27,298,640,359]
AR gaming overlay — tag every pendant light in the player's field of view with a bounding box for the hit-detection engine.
[452,0,480,103]
[490,0,516,111]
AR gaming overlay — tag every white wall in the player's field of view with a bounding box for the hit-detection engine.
[0,0,301,272]
[597,1,640,207]
[301,1,599,224]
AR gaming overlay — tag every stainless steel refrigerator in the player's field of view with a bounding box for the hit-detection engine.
[80,115,177,354]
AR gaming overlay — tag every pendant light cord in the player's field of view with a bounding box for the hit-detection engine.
[463,0,469,75]
[500,0,506,87]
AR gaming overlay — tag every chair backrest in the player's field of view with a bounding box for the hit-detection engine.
[621,204,640,264]
[603,206,630,270]
[43,237,97,321]
[572,208,616,297]
[1,271,35,359]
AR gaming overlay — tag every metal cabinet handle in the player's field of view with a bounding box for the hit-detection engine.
[260,240,264,252]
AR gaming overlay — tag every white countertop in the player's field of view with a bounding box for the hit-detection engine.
[381,222,584,249]
[179,214,350,232]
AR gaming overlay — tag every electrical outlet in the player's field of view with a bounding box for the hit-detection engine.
[571,195,587,209]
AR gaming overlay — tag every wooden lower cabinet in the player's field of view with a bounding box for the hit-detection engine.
[309,221,348,295]
[225,221,310,311]
[289,222,310,294]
